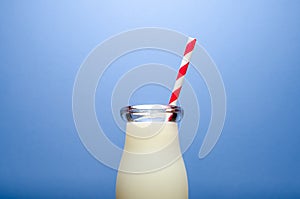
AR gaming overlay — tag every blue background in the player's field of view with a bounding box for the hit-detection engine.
[1,0,300,198]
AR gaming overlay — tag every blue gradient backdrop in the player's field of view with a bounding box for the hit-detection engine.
[1,0,300,198]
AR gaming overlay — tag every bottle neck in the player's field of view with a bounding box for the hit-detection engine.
[119,122,184,173]
[124,122,180,154]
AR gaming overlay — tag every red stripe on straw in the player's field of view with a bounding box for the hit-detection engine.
[169,87,181,105]
[176,62,189,80]
[184,38,197,56]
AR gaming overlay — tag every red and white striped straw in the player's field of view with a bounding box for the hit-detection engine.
[169,37,197,106]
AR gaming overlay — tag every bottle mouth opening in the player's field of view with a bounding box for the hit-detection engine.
[120,104,183,122]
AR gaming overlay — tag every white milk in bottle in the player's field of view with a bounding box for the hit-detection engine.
[116,104,188,199]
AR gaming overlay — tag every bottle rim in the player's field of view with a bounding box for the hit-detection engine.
[120,104,183,122]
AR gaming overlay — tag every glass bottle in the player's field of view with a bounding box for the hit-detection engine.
[116,104,188,199]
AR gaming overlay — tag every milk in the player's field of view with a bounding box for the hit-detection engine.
[116,122,188,199]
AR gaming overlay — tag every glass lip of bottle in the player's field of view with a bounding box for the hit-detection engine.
[120,104,183,123]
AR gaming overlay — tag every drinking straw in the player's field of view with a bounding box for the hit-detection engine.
[169,37,196,106]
